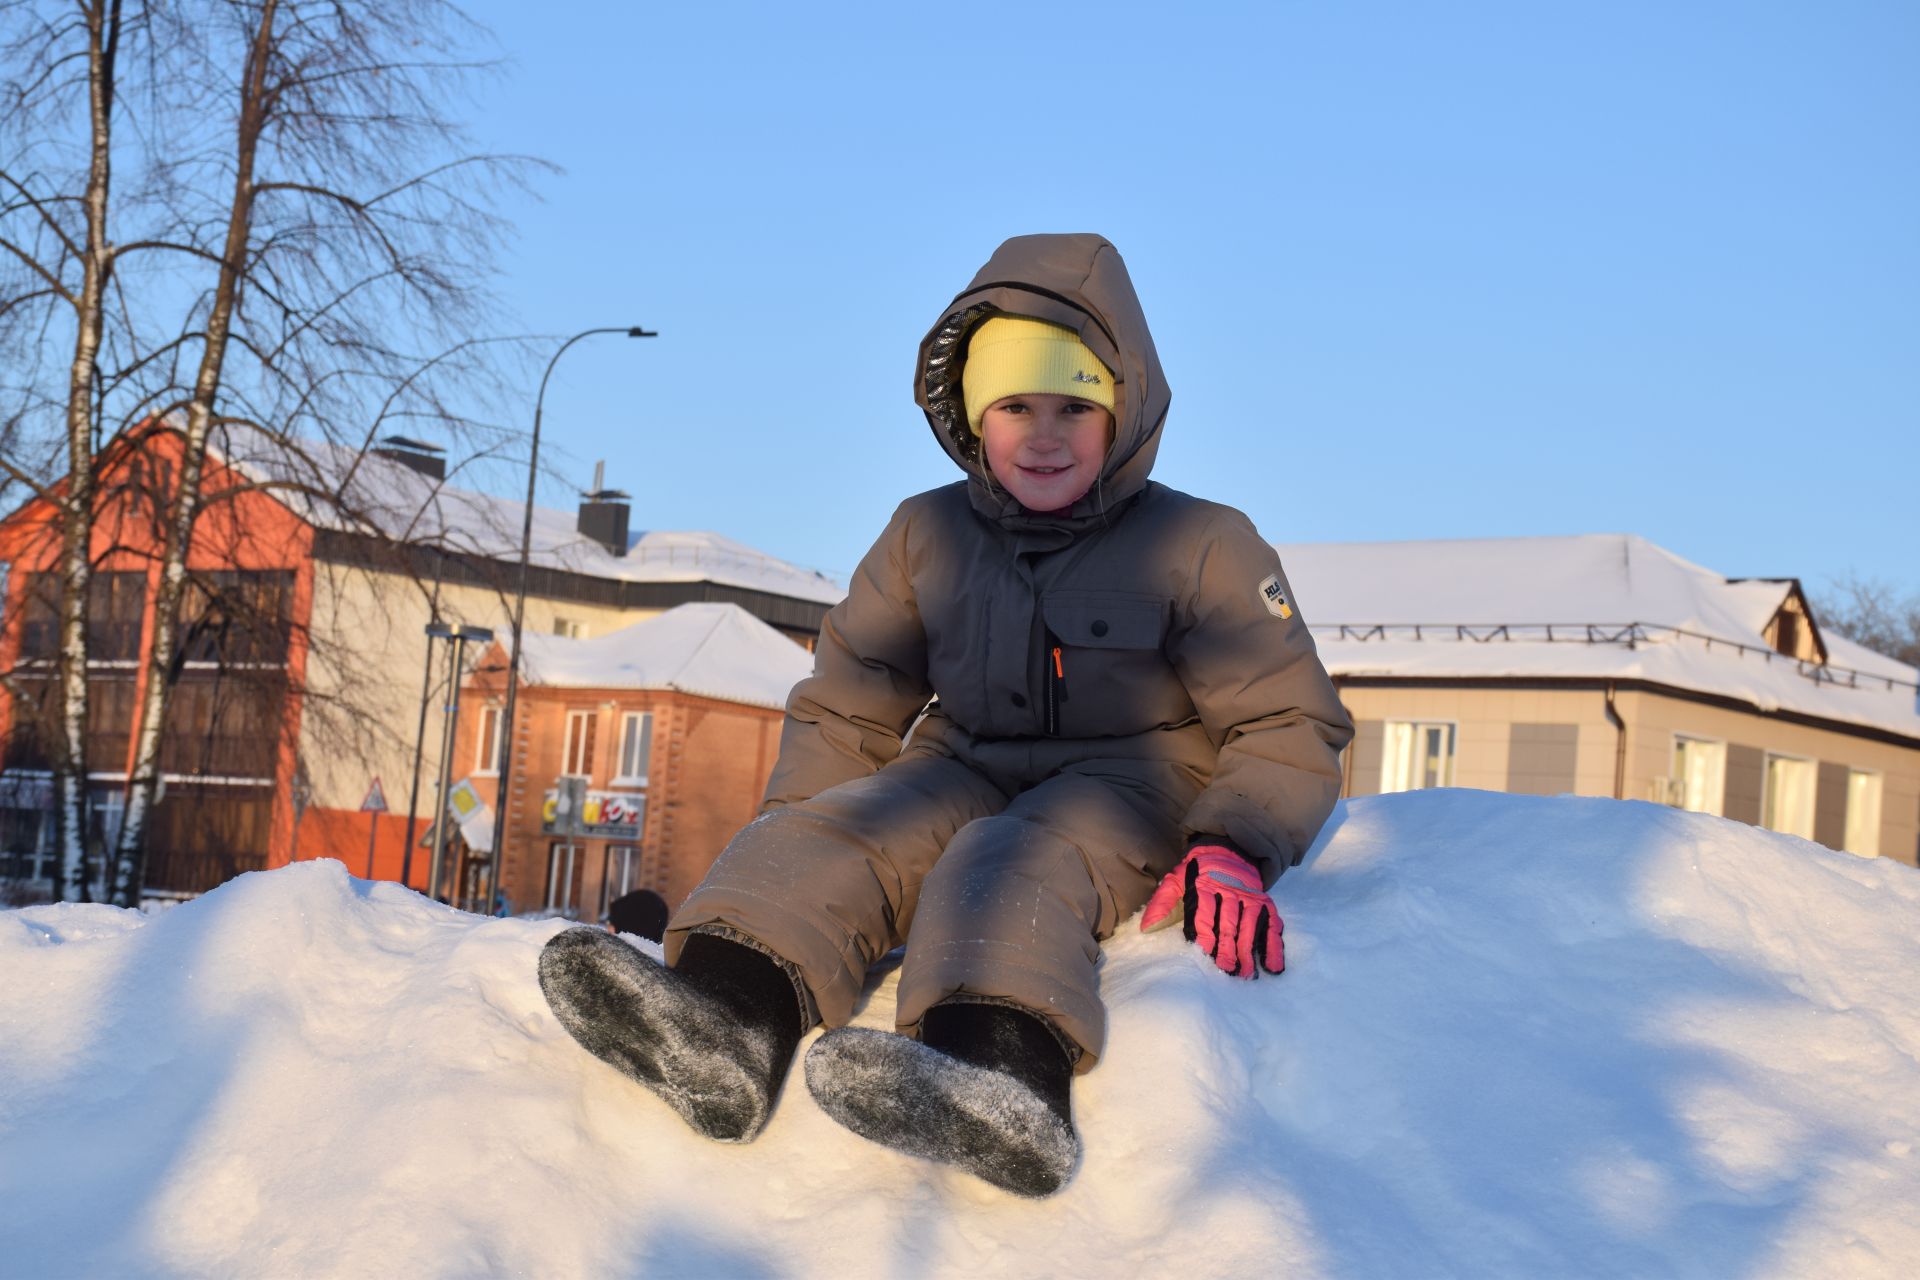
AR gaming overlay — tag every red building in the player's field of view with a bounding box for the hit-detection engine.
[0,428,836,902]
[0,426,315,895]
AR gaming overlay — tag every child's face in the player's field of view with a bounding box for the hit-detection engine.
[980,394,1115,513]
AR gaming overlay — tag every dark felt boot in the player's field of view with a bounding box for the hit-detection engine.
[538,928,807,1142]
[803,1000,1080,1198]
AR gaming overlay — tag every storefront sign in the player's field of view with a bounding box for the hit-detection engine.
[542,784,645,838]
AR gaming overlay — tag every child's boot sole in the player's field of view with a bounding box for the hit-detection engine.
[803,1027,1079,1198]
[537,927,781,1142]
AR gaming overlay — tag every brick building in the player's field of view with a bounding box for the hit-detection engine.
[451,602,813,919]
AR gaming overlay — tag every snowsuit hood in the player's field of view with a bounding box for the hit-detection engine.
[916,234,1169,535]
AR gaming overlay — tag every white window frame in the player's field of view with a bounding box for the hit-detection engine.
[561,709,595,779]
[1380,720,1456,794]
[613,711,653,787]
[86,785,126,855]
[1670,734,1727,817]
[546,842,582,915]
[1762,751,1817,840]
[601,844,642,918]
[553,616,586,640]
[0,800,58,883]
[1844,769,1883,857]
[474,705,502,776]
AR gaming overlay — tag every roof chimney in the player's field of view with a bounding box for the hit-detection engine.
[372,435,446,480]
[578,460,631,557]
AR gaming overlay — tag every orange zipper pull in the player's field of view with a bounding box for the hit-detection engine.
[1052,646,1064,678]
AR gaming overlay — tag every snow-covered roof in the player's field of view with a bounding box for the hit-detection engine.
[217,435,845,606]
[515,602,812,710]
[1278,534,1920,740]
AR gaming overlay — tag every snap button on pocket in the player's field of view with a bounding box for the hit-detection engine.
[1011,693,1027,708]
[1091,620,1109,637]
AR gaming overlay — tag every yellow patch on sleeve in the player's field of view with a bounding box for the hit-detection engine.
[1258,573,1294,619]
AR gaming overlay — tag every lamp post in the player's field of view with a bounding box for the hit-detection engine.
[484,326,655,914]
[426,622,494,903]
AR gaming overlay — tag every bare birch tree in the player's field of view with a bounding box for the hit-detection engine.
[0,0,141,900]
[1,0,541,904]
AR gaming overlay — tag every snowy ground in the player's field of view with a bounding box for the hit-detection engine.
[4,790,1919,1278]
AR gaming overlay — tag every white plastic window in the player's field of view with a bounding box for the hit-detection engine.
[614,712,653,786]
[547,842,580,914]
[1845,770,1883,857]
[1762,753,1816,840]
[1381,721,1456,793]
[474,706,502,775]
[561,710,595,778]
[1671,735,1726,816]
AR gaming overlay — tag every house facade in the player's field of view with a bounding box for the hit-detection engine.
[1281,535,1920,866]
[0,428,839,902]
[450,603,812,919]
[0,428,315,896]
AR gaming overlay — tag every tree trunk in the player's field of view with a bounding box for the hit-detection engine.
[56,1,124,903]
[111,0,277,906]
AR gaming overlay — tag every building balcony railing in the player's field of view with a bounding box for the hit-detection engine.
[1317,621,1920,695]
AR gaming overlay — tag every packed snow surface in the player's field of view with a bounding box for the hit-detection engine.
[5,790,1920,1278]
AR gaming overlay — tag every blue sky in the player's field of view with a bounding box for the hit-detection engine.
[456,0,1916,599]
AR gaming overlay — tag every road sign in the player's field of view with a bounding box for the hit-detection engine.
[361,777,389,813]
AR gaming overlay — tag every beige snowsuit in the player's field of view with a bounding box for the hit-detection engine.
[667,234,1353,1069]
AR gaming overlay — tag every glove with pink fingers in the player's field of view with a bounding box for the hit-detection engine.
[1138,844,1284,979]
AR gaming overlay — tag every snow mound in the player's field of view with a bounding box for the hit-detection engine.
[4,791,1920,1277]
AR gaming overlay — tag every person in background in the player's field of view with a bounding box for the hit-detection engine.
[606,889,669,944]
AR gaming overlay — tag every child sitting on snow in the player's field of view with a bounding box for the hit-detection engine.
[539,233,1352,1197]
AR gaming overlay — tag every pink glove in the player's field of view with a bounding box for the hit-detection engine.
[1139,845,1284,979]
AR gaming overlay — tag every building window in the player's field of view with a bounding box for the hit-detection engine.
[614,712,653,786]
[86,786,126,857]
[546,842,582,915]
[1381,721,1455,793]
[553,616,586,639]
[600,843,663,918]
[0,792,57,883]
[1762,753,1817,840]
[561,709,596,778]
[1670,735,1727,816]
[474,706,502,775]
[1845,770,1883,857]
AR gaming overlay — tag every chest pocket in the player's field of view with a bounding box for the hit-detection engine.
[1040,591,1182,739]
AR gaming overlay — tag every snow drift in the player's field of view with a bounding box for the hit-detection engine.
[4,790,1919,1278]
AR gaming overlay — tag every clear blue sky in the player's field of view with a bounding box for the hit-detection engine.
[457,0,1917,599]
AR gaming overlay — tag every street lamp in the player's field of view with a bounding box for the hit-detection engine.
[484,326,656,914]
[426,621,494,904]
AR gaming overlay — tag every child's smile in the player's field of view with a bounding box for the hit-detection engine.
[980,394,1115,514]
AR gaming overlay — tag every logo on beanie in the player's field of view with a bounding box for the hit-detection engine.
[1072,370,1103,385]
[1258,574,1293,619]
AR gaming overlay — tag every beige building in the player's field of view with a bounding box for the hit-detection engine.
[227,435,841,893]
[1280,535,1920,866]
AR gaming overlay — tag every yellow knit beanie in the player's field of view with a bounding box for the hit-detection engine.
[962,316,1115,435]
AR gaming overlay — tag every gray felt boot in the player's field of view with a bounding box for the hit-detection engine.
[803,1000,1080,1197]
[538,928,808,1142]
